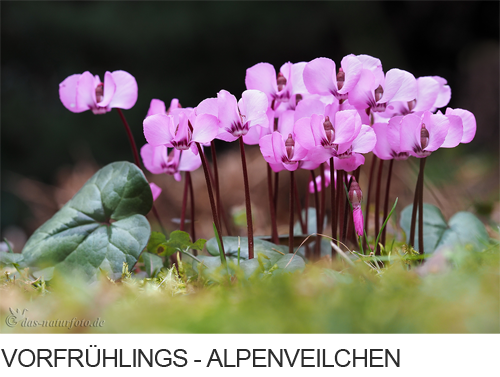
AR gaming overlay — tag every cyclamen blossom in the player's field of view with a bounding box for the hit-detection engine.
[140,143,201,181]
[59,70,137,114]
[149,183,162,201]
[348,177,364,237]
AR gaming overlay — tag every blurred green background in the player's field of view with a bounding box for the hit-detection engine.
[1,1,499,238]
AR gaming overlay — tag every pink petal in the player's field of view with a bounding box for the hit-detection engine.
[108,70,138,110]
[141,144,167,175]
[277,110,295,136]
[195,97,218,116]
[289,62,307,95]
[372,122,393,160]
[147,99,167,117]
[143,114,174,146]
[217,90,241,132]
[59,73,85,112]
[292,140,309,162]
[351,125,377,154]
[338,54,362,94]
[239,90,269,128]
[423,112,449,152]
[347,69,376,110]
[413,77,440,113]
[245,62,277,98]
[75,71,96,111]
[379,69,417,104]
[353,206,364,236]
[243,125,268,145]
[307,145,334,165]
[99,71,116,108]
[303,57,336,96]
[294,98,326,121]
[439,113,463,148]
[192,113,219,144]
[432,76,451,109]
[334,110,361,145]
[387,116,405,154]
[400,114,423,153]
[150,183,162,201]
[178,148,202,172]
[335,154,365,172]
[293,117,315,150]
[356,54,384,85]
[310,113,327,147]
[445,108,476,143]
[215,129,238,143]
[271,132,285,165]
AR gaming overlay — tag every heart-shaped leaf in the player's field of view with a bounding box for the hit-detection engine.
[205,236,287,259]
[400,204,488,253]
[142,252,164,278]
[21,161,153,281]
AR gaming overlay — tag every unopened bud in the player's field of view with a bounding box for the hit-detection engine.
[420,124,429,150]
[374,85,384,102]
[95,83,104,103]
[277,72,287,92]
[285,133,295,160]
[336,68,345,91]
[323,116,335,143]
[349,178,363,207]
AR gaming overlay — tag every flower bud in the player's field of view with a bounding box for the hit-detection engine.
[336,68,345,91]
[323,116,335,143]
[374,85,384,102]
[348,178,363,208]
[285,133,295,160]
[277,72,287,92]
[420,124,429,150]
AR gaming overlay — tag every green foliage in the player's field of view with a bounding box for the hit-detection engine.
[20,162,153,281]
[400,204,489,253]
[141,252,164,278]
[206,236,288,259]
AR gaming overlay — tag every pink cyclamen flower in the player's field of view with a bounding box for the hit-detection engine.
[149,183,162,201]
[59,70,137,114]
[140,143,201,181]
[372,117,410,161]
[348,177,364,237]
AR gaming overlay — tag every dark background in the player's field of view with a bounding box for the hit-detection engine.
[2,1,499,237]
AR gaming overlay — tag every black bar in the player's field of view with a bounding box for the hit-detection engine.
[370,349,400,368]
[1,345,368,367]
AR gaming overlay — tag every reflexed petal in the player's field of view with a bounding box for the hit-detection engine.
[108,70,138,109]
[289,62,307,95]
[277,110,295,136]
[348,69,376,110]
[147,99,167,117]
[303,57,336,96]
[271,132,286,164]
[380,69,417,104]
[387,116,404,153]
[310,114,327,147]
[178,148,202,172]
[356,54,384,85]
[307,145,334,165]
[351,125,376,154]
[372,122,393,160]
[215,129,238,142]
[334,110,361,145]
[292,141,309,162]
[432,76,451,109]
[192,113,219,144]
[243,125,265,145]
[446,108,476,143]
[100,71,116,107]
[195,97,218,116]
[150,183,162,201]
[423,112,449,152]
[335,153,365,172]
[294,98,326,121]
[300,160,321,171]
[400,114,422,153]
[59,74,85,112]
[245,62,277,98]
[353,206,364,236]
[75,71,96,111]
[174,172,182,182]
[143,114,174,146]
[141,144,167,174]
[293,117,315,150]
[413,77,440,112]
[338,54,362,94]
[217,90,241,131]
[440,114,463,148]
[240,90,269,128]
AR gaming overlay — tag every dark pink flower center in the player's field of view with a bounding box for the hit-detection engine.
[95,83,104,103]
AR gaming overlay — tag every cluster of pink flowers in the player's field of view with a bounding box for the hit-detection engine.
[59,54,476,241]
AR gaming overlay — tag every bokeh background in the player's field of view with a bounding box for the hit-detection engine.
[2,1,499,250]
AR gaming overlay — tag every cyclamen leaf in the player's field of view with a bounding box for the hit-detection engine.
[142,252,164,278]
[147,231,168,255]
[21,161,153,281]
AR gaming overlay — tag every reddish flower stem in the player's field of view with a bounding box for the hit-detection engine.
[311,170,321,258]
[317,164,326,258]
[289,170,295,254]
[363,155,377,251]
[294,176,306,234]
[116,109,141,167]
[239,137,254,259]
[381,159,394,249]
[330,157,337,251]
[409,159,424,249]
[337,169,345,243]
[187,172,196,251]
[343,175,353,244]
[273,172,279,217]
[267,164,279,245]
[374,158,384,254]
[180,171,189,232]
[418,157,427,255]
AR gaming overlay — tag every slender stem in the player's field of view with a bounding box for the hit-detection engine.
[330,157,337,252]
[311,170,321,259]
[304,176,311,259]
[418,157,427,255]
[187,172,196,252]
[294,177,306,234]
[409,159,423,249]
[374,158,384,254]
[381,159,394,249]
[364,155,377,250]
[341,172,350,243]
[195,141,225,256]
[337,170,345,243]
[180,171,189,232]
[344,175,353,245]
[273,172,279,217]
[289,170,295,254]
[317,164,326,258]
[267,164,279,244]
[210,141,222,230]
[116,109,141,167]
[239,137,254,259]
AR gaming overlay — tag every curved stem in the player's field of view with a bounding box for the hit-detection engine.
[364,155,377,251]
[239,137,254,259]
[289,171,295,254]
[409,159,423,249]
[187,172,196,253]
[337,170,345,243]
[330,157,337,251]
[267,164,279,244]
[294,176,306,234]
[317,164,326,258]
[375,158,384,254]
[311,170,321,258]
[116,109,141,167]
[418,157,427,255]
[180,171,189,232]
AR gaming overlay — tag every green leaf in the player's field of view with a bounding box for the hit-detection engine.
[164,230,192,256]
[437,211,489,251]
[0,251,24,266]
[21,161,153,281]
[147,231,168,255]
[206,236,287,260]
[274,254,306,274]
[142,252,164,278]
[293,207,327,235]
[400,204,489,254]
